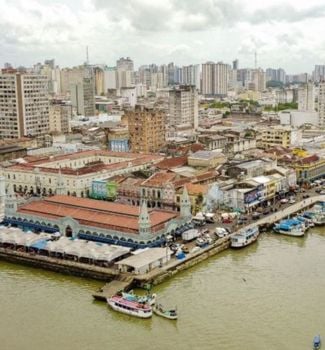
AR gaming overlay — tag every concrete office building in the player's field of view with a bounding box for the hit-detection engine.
[318,82,325,126]
[298,82,315,112]
[0,71,49,139]
[168,85,199,129]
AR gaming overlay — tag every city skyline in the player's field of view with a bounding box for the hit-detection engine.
[1,0,325,73]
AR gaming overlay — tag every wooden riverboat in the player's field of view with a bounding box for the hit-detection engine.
[107,295,152,318]
[153,304,177,320]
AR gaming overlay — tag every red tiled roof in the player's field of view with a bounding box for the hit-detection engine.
[8,152,163,175]
[17,195,178,234]
[155,156,187,170]
[298,154,319,164]
[141,172,176,187]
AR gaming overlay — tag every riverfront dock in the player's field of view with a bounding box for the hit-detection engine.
[1,195,325,298]
[92,276,134,301]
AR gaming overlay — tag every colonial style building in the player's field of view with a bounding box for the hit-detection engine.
[3,150,163,198]
[3,185,192,248]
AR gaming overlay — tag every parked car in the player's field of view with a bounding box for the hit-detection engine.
[280,198,288,204]
[289,198,296,204]
[303,194,310,199]
[263,209,270,215]
[320,190,325,195]
[316,188,322,193]
[252,212,261,220]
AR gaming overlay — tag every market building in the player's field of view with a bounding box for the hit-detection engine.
[3,187,192,248]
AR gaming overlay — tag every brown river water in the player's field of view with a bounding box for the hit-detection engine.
[0,228,325,350]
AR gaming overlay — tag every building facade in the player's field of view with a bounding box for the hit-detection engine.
[201,62,229,96]
[128,105,166,153]
[318,82,325,127]
[3,192,191,248]
[0,71,49,139]
[49,100,72,134]
[168,85,198,129]
[3,150,163,198]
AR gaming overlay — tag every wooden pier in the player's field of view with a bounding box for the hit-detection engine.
[92,275,135,301]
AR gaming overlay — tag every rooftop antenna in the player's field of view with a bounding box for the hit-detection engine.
[254,50,257,69]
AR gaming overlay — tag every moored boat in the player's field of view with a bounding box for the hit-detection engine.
[312,212,325,225]
[273,219,305,237]
[231,226,259,249]
[107,295,152,318]
[153,303,178,320]
[313,334,321,350]
[121,290,157,306]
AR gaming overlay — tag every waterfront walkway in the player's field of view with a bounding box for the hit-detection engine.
[235,195,325,233]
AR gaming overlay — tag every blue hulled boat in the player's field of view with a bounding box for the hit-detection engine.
[313,335,321,350]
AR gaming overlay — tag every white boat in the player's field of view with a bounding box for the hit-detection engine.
[153,304,178,320]
[121,291,156,306]
[231,226,259,248]
[273,219,305,237]
[312,212,325,225]
[107,295,152,318]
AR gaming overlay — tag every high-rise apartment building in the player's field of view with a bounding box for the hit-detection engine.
[298,82,315,112]
[182,65,200,90]
[318,82,325,126]
[116,57,134,89]
[201,62,228,96]
[266,68,286,83]
[168,85,198,129]
[127,105,166,153]
[67,65,95,116]
[313,65,325,82]
[0,71,49,139]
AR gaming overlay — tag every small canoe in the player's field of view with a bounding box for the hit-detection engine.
[313,335,321,350]
[153,304,177,320]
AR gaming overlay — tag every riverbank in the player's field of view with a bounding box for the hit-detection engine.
[0,195,324,290]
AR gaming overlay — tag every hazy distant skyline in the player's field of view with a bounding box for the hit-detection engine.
[1,0,325,73]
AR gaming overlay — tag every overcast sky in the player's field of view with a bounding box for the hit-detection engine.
[0,0,325,73]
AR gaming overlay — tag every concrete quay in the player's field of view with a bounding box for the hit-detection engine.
[1,195,325,298]
[131,194,325,288]
[0,247,119,281]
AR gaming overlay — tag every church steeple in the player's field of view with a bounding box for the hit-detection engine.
[138,200,151,236]
[56,169,66,195]
[180,185,192,219]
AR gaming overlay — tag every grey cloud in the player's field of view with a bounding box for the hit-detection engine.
[93,0,325,32]
[250,4,325,24]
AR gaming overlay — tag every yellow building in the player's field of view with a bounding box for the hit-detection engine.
[257,125,302,149]
[127,105,166,154]
[292,155,325,183]
[176,183,208,214]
